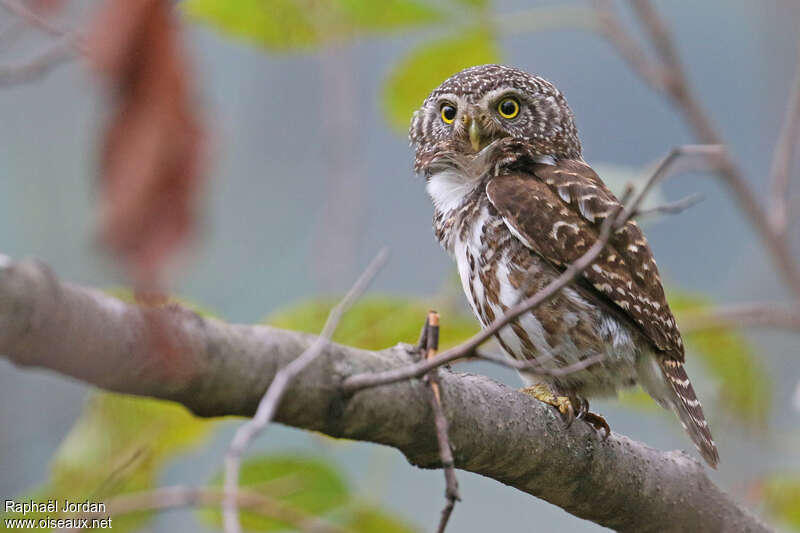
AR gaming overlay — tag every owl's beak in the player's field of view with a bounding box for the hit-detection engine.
[467,116,482,152]
[462,113,483,152]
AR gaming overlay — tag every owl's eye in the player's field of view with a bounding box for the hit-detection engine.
[440,104,457,124]
[498,97,520,119]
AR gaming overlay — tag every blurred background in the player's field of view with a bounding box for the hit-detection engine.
[1,0,800,531]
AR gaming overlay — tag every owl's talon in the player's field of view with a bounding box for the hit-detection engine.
[577,407,611,440]
[520,384,575,426]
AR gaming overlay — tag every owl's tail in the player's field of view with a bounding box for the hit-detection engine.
[659,358,719,468]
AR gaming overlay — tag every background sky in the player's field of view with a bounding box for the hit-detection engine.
[1,0,799,531]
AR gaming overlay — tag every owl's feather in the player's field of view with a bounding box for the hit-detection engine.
[486,157,718,467]
[486,159,684,360]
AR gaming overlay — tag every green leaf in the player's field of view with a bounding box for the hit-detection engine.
[761,475,800,529]
[183,0,440,51]
[345,506,420,533]
[668,290,771,425]
[336,0,441,31]
[451,0,488,7]
[382,28,500,133]
[618,386,659,411]
[201,455,349,531]
[183,0,320,50]
[267,295,478,350]
[1,393,214,532]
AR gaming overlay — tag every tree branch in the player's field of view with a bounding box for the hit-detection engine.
[680,303,800,334]
[223,248,389,533]
[768,42,800,235]
[0,255,771,533]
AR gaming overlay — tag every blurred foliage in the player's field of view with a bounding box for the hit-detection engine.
[670,290,771,425]
[761,475,800,529]
[345,506,419,532]
[183,0,497,135]
[382,27,500,132]
[267,294,478,350]
[201,454,418,532]
[0,393,215,532]
[619,289,771,428]
[201,455,349,531]
[183,0,441,51]
[0,394,418,532]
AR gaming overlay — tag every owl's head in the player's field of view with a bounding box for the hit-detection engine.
[409,64,581,173]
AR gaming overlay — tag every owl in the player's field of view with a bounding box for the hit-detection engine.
[409,64,719,468]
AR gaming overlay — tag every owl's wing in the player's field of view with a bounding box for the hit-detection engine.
[486,159,684,360]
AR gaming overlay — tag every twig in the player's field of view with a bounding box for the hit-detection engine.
[0,18,24,51]
[618,145,722,222]
[768,42,800,235]
[634,192,704,219]
[1,0,69,39]
[593,0,800,299]
[472,350,605,377]
[0,38,73,86]
[591,0,666,88]
[222,248,389,533]
[420,311,460,533]
[679,303,800,334]
[343,145,719,393]
[57,485,351,533]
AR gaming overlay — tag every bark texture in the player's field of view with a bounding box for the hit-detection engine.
[0,255,771,533]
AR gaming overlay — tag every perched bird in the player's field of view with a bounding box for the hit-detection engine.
[409,64,718,468]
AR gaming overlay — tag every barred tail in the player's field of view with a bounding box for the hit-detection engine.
[660,358,719,468]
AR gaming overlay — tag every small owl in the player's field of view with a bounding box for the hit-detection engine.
[409,64,718,468]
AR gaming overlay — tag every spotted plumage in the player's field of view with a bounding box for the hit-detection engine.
[410,64,718,467]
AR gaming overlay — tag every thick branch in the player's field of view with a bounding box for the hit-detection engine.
[0,256,771,533]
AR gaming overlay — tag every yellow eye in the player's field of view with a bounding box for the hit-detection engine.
[498,97,520,119]
[440,104,456,124]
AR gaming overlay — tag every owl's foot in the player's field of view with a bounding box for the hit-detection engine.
[520,383,575,425]
[575,398,611,440]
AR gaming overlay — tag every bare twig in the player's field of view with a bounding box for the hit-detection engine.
[591,0,666,88]
[618,145,722,221]
[634,192,704,219]
[222,248,389,533]
[342,211,616,392]
[768,43,800,235]
[419,311,460,533]
[58,485,351,533]
[0,18,24,51]
[472,350,605,377]
[0,0,77,43]
[343,145,721,393]
[0,38,73,85]
[592,0,800,299]
[679,303,800,334]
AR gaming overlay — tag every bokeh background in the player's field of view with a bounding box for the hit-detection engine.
[2,0,800,531]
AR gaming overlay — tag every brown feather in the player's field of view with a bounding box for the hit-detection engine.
[486,159,685,361]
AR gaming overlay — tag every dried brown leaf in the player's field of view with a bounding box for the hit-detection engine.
[87,0,204,289]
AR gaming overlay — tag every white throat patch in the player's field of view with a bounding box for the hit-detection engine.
[426,169,479,214]
[425,147,557,214]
